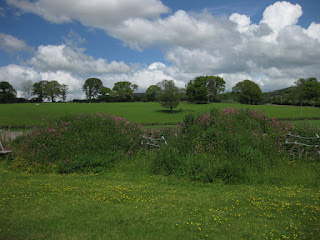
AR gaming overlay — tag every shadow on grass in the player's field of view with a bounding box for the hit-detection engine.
[155,109,195,114]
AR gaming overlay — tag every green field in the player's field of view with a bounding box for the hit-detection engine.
[1,102,320,127]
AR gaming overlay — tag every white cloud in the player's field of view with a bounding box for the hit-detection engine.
[305,22,320,42]
[30,44,131,74]
[6,0,169,26]
[0,33,33,53]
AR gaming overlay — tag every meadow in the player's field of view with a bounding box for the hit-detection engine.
[0,102,320,127]
[1,102,320,239]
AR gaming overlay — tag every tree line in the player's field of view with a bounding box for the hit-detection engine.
[1,76,319,109]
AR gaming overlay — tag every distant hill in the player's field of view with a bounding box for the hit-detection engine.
[263,86,297,105]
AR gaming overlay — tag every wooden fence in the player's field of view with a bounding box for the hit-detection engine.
[141,135,167,148]
[285,132,320,156]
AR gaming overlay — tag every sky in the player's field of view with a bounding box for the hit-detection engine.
[0,0,320,100]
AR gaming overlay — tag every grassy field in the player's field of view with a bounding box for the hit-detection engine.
[1,161,319,240]
[0,102,320,127]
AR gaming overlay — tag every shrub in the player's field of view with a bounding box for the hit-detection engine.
[151,108,319,184]
[8,113,142,173]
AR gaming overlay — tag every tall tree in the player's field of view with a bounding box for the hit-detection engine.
[157,80,180,112]
[0,81,16,103]
[45,80,61,102]
[60,84,69,102]
[186,77,208,103]
[21,80,33,100]
[186,76,226,103]
[295,78,318,105]
[112,81,138,102]
[207,76,225,102]
[145,85,161,102]
[301,79,320,101]
[82,78,103,101]
[32,80,48,102]
[232,80,263,105]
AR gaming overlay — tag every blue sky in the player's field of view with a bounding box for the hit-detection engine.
[0,0,319,99]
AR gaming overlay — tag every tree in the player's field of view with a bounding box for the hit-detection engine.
[0,81,16,103]
[112,81,138,102]
[207,76,225,102]
[82,78,103,101]
[21,80,33,100]
[145,85,161,102]
[157,80,180,112]
[295,78,318,105]
[32,80,48,102]
[301,80,320,101]
[232,80,263,105]
[186,76,226,103]
[45,80,61,102]
[186,77,208,103]
[99,87,113,102]
[60,84,69,102]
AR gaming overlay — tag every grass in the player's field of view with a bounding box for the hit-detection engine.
[0,102,320,127]
[1,161,319,240]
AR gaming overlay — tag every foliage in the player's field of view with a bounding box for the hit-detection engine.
[60,84,69,102]
[0,81,16,103]
[98,87,113,102]
[301,80,320,101]
[82,78,103,101]
[186,76,225,103]
[9,113,143,173]
[232,80,263,104]
[145,85,161,102]
[150,108,319,184]
[112,81,138,102]
[45,80,61,102]
[157,80,181,112]
[32,80,48,102]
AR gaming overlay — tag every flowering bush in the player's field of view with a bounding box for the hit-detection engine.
[9,113,143,173]
[152,108,319,183]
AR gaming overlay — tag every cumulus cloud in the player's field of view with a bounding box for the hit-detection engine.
[0,33,33,53]
[29,44,131,74]
[6,0,169,26]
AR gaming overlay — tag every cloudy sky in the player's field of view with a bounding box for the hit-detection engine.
[0,0,319,100]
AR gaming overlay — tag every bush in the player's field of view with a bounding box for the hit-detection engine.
[150,108,319,184]
[8,113,142,173]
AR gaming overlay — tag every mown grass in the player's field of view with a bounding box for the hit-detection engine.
[1,161,319,240]
[1,102,320,127]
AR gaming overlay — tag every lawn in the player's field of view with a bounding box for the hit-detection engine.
[1,162,319,240]
[1,102,320,127]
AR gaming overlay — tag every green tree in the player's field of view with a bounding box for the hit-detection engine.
[186,76,226,103]
[207,76,225,102]
[45,80,61,102]
[295,78,318,105]
[82,78,103,101]
[301,80,320,101]
[157,80,180,112]
[145,85,161,102]
[232,80,263,105]
[112,81,138,102]
[99,87,113,102]
[60,84,69,102]
[0,81,16,103]
[186,77,208,103]
[32,80,48,102]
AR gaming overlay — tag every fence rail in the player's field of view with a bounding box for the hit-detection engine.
[285,132,320,156]
[141,135,167,148]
